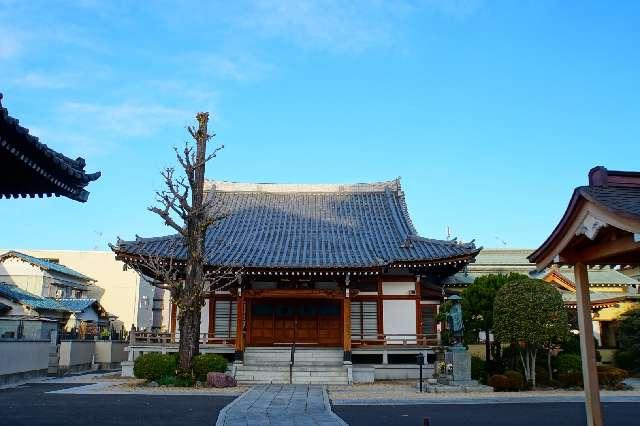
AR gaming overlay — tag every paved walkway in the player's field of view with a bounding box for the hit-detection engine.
[216,385,347,426]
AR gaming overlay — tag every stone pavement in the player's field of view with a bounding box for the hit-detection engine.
[216,384,347,426]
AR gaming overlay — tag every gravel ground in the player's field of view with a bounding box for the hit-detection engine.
[40,371,247,395]
[328,380,640,403]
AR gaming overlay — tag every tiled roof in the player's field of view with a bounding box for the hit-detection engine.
[557,267,639,286]
[0,282,68,312]
[56,298,97,313]
[578,186,640,220]
[0,93,100,202]
[0,251,94,282]
[114,179,480,269]
[444,248,640,287]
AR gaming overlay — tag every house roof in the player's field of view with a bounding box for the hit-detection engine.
[0,93,100,202]
[0,251,94,282]
[56,298,97,313]
[114,179,480,270]
[0,282,68,312]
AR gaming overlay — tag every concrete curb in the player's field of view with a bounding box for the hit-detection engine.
[331,395,640,405]
[323,385,349,425]
[215,388,248,426]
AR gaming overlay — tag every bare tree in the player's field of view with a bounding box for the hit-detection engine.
[123,112,236,375]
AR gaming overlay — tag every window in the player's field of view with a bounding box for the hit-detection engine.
[214,300,237,339]
[351,301,378,340]
[421,305,437,335]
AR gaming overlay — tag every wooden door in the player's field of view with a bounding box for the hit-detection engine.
[247,299,343,346]
[274,302,295,342]
[250,301,275,345]
[317,300,342,346]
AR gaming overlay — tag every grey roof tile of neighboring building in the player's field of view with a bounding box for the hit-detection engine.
[0,282,68,312]
[0,251,94,282]
[446,248,640,287]
[115,179,480,269]
[56,298,97,313]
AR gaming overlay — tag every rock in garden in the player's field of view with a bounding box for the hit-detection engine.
[147,381,159,387]
[207,372,231,388]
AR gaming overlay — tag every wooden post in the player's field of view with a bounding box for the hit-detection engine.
[343,274,352,362]
[234,293,245,361]
[574,262,603,426]
[343,297,351,360]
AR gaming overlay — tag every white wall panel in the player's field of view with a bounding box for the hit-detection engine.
[383,300,416,343]
[382,281,415,295]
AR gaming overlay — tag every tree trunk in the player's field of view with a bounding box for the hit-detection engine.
[176,112,209,376]
[531,349,537,389]
[547,348,553,382]
[177,304,201,373]
[484,329,491,362]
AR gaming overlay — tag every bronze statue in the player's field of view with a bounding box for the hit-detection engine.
[447,295,464,348]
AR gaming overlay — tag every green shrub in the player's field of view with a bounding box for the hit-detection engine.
[556,353,582,374]
[192,354,228,382]
[597,366,629,387]
[614,350,638,372]
[471,356,486,384]
[133,353,177,381]
[156,375,176,386]
[504,370,524,390]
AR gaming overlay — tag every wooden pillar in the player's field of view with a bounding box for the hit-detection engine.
[343,297,351,360]
[574,262,603,426]
[343,273,352,362]
[234,293,245,361]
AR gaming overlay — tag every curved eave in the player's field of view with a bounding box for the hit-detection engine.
[111,242,480,273]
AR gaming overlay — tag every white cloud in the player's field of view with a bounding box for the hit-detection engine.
[9,72,76,89]
[238,0,410,53]
[59,101,193,137]
[0,32,22,59]
[424,0,484,20]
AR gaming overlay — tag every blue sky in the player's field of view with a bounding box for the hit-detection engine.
[1,0,639,251]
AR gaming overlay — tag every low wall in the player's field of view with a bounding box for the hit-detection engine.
[94,341,127,369]
[58,340,95,373]
[0,340,50,385]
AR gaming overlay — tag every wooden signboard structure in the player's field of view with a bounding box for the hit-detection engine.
[529,166,640,426]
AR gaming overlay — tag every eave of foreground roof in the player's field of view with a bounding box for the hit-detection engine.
[0,93,101,202]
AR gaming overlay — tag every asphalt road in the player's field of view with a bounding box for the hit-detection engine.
[2,383,639,425]
[0,383,235,426]
[334,402,640,426]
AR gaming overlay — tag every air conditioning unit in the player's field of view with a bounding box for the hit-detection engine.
[408,289,416,295]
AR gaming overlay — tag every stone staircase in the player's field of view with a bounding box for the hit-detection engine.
[234,347,349,385]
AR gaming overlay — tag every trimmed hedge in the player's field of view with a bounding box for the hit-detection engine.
[504,370,524,390]
[597,366,629,388]
[192,354,228,382]
[556,353,582,374]
[488,370,523,391]
[133,353,177,381]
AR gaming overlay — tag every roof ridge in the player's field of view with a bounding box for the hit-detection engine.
[205,179,401,194]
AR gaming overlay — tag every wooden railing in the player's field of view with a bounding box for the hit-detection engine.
[130,331,235,346]
[351,333,438,347]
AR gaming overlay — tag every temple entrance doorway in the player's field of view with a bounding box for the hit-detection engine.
[248,299,342,346]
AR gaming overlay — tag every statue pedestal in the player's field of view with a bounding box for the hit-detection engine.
[445,350,474,385]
